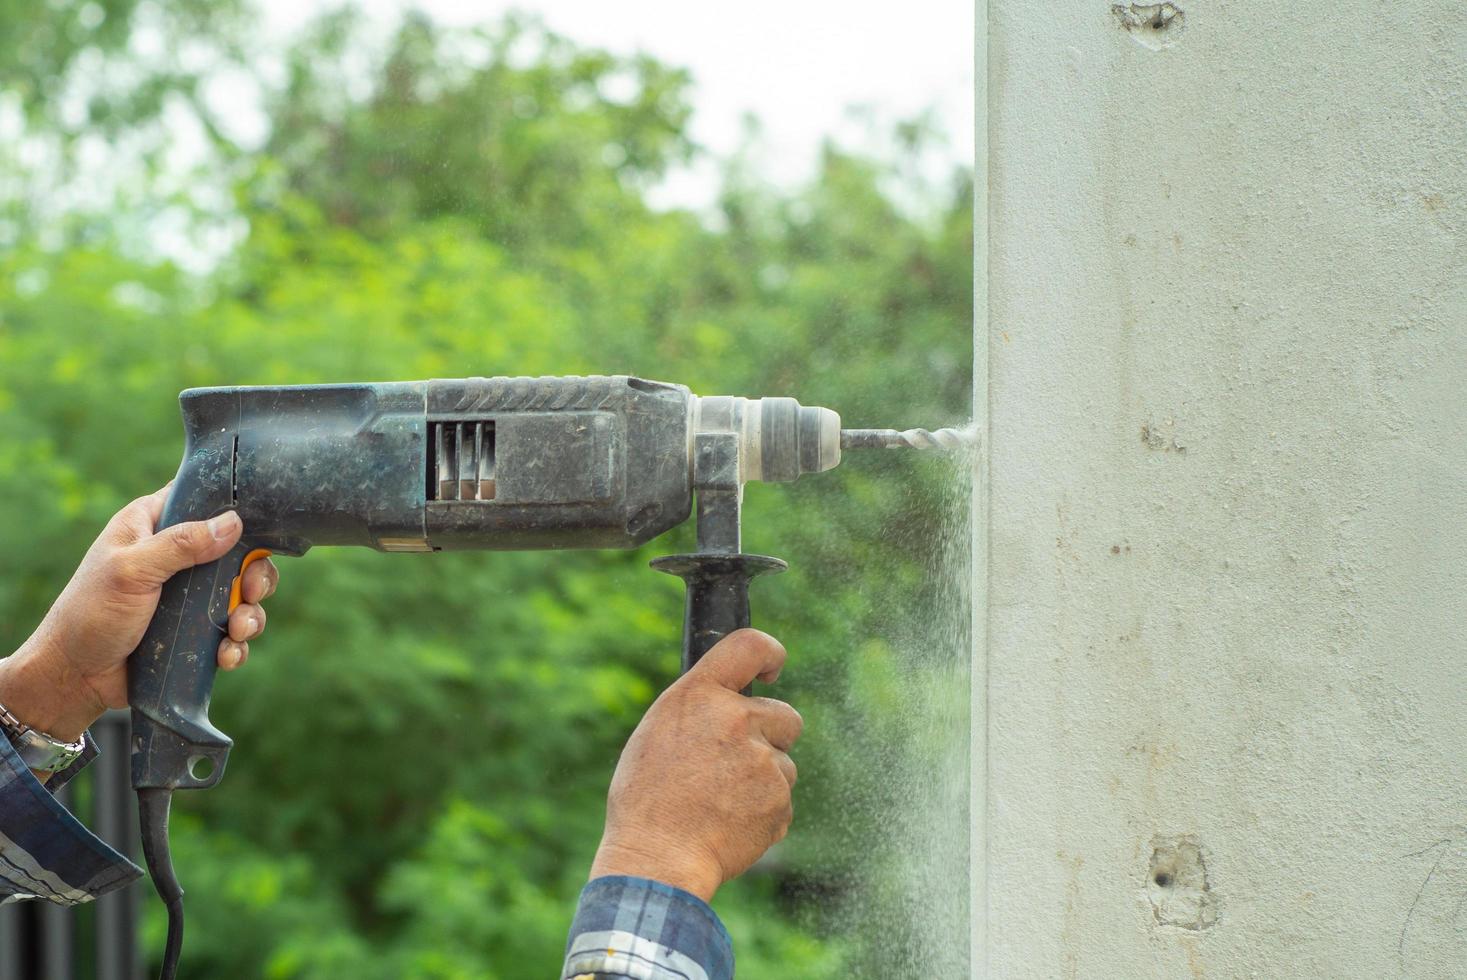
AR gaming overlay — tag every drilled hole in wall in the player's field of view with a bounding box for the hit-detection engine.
[1146,834,1217,930]
[1112,3,1185,50]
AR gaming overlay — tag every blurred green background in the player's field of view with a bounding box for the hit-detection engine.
[0,3,972,976]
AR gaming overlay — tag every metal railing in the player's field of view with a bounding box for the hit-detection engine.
[0,711,142,980]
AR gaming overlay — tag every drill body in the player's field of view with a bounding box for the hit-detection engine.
[131,374,842,793]
[126,373,968,978]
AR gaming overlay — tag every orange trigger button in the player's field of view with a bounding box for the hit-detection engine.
[229,549,274,614]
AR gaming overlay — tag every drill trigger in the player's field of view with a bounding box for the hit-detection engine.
[227,548,274,615]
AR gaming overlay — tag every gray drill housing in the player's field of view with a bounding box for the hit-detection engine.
[174,374,841,557]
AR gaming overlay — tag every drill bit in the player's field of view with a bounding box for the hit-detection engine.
[840,426,977,451]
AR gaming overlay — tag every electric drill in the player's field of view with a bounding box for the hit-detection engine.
[127,374,970,978]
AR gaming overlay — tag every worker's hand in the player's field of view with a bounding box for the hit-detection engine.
[589,629,802,903]
[0,483,279,743]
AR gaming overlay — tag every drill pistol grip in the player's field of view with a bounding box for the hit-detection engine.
[127,411,277,792]
[129,537,270,790]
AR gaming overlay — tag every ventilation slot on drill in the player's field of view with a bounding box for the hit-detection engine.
[428,421,496,501]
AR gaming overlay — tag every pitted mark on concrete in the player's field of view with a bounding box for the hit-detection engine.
[1112,3,1185,50]
[1147,835,1217,930]
[1141,419,1187,453]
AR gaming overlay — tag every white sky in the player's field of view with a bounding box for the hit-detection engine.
[263,0,975,208]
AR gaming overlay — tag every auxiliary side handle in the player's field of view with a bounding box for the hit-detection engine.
[651,553,787,694]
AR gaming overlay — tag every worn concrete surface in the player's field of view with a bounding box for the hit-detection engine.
[981,1,1467,976]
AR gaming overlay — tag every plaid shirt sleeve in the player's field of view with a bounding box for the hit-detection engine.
[562,875,733,980]
[0,729,143,906]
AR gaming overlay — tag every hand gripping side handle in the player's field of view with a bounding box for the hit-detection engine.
[650,553,787,694]
[128,449,271,792]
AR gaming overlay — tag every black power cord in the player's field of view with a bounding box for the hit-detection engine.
[137,788,185,980]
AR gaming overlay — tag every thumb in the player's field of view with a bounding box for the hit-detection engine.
[126,511,243,586]
[685,629,787,692]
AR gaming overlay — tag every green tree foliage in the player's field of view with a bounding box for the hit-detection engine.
[0,8,972,977]
[0,0,243,130]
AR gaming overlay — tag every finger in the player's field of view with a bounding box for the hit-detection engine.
[125,511,243,586]
[685,629,787,692]
[773,749,798,787]
[139,482,174,526]
[217,639,249,671]
[228,602,266,642]
[772,801,794,842]
[108,482,175,544]
[240,557,279,603]
[749,697,803,751]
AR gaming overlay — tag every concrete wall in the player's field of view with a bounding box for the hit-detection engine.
[981,2,1467,976]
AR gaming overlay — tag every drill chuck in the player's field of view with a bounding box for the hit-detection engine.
[691,394,842,483]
